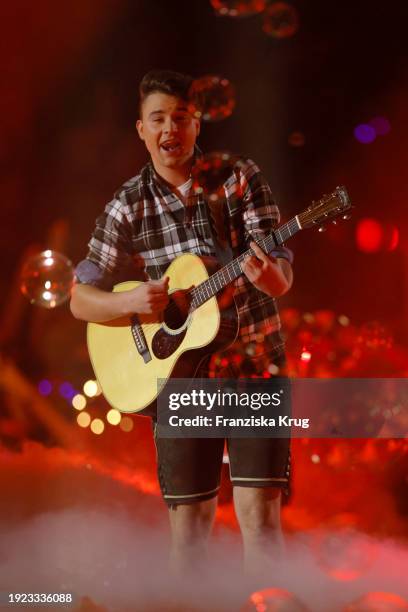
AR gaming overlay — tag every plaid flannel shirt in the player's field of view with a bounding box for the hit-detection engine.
[75,156,293,362]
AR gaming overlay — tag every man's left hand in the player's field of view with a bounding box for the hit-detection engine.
[242,241,292,298]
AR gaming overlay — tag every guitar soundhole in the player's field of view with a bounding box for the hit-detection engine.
[151,290,191,360]
[163,290,191,331]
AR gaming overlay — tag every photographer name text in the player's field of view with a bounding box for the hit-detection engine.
[168,414,310,429]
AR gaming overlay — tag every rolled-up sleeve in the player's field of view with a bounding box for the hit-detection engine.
[74,259,114,290]
[75,195,135,291]
[269,245,294,265]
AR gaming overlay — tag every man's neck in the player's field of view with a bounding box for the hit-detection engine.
[152,159,193,188]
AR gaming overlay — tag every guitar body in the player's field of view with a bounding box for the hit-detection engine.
[87,253,239,414]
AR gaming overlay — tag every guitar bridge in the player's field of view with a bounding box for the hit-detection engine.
[131,315,152,363]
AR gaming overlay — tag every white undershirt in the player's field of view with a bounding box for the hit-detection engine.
[177,178,193,199]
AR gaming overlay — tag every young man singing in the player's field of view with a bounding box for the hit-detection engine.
[71,70,293,575]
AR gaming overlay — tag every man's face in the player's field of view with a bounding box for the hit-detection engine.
[136,92,200,173]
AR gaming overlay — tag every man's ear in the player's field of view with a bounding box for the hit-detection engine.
[136,119,144,141]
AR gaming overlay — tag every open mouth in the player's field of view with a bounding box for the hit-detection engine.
[160,139,182,154]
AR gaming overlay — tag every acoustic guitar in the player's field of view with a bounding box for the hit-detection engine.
[87,186,351,413]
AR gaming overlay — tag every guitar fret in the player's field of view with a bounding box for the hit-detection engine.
[189,209,309,311]
[266,235,275,250]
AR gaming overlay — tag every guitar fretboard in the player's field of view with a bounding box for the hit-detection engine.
[190,216,300,310]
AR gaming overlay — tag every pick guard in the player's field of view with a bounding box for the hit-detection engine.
[152,327,187,359]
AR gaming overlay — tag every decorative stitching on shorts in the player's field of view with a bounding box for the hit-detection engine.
[231,476,288,482]
[164,486,220,499]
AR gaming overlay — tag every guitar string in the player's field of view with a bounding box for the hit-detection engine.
[129,201,345,341]
[130,217,301,334]
[139,196,345,327]
[113,196,347,353]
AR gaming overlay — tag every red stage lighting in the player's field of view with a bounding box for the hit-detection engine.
[356,218,400,253]
[388,226,399,251]
[300,348,312,363]
[355,218,383,253]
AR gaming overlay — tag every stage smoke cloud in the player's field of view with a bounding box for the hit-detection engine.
[1,442,407,611]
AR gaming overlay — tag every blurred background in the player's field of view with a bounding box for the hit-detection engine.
[1,1,407,610]
[2,0,408,320]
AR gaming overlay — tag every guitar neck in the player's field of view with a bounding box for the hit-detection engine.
[190,215,301,309]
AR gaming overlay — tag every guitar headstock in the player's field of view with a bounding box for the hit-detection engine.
[298,186,352,230]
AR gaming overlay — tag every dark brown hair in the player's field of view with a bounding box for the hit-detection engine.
[139,70,193,116]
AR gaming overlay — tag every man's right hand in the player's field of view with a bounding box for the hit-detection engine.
[70,277,170,323]
[127,277,170,314]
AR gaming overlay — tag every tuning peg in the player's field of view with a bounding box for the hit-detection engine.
[342,214,351,220]
[318,226,326,233]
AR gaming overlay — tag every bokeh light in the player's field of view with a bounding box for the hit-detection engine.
[72,394,87,411]
[262,2,300,39]
[59,382,76,400]
[368,116,391,136]
[211,305,404,379]
[303,312,314,324]
[314,310,336,333]
[90,418,104,435]
[288,131,305,147]
[38,379,52,396]
[314,529,377,581]
[358,321,393,350]
[343,591,408,611]
[94,381,102,396]
[119,416,134,432]
[106,409,121,426]
[356,218,400,253]
[188,75,236,121]
[355,218,383,253]
[354,124,376,144]
[77,411,91,428]
[192,151,243,202]
[83,379,99,398]
[388,226,399,251]
[242,587,310,611]
[20,250,74,308]
[300,349,312,363]
[210,0,266,17]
